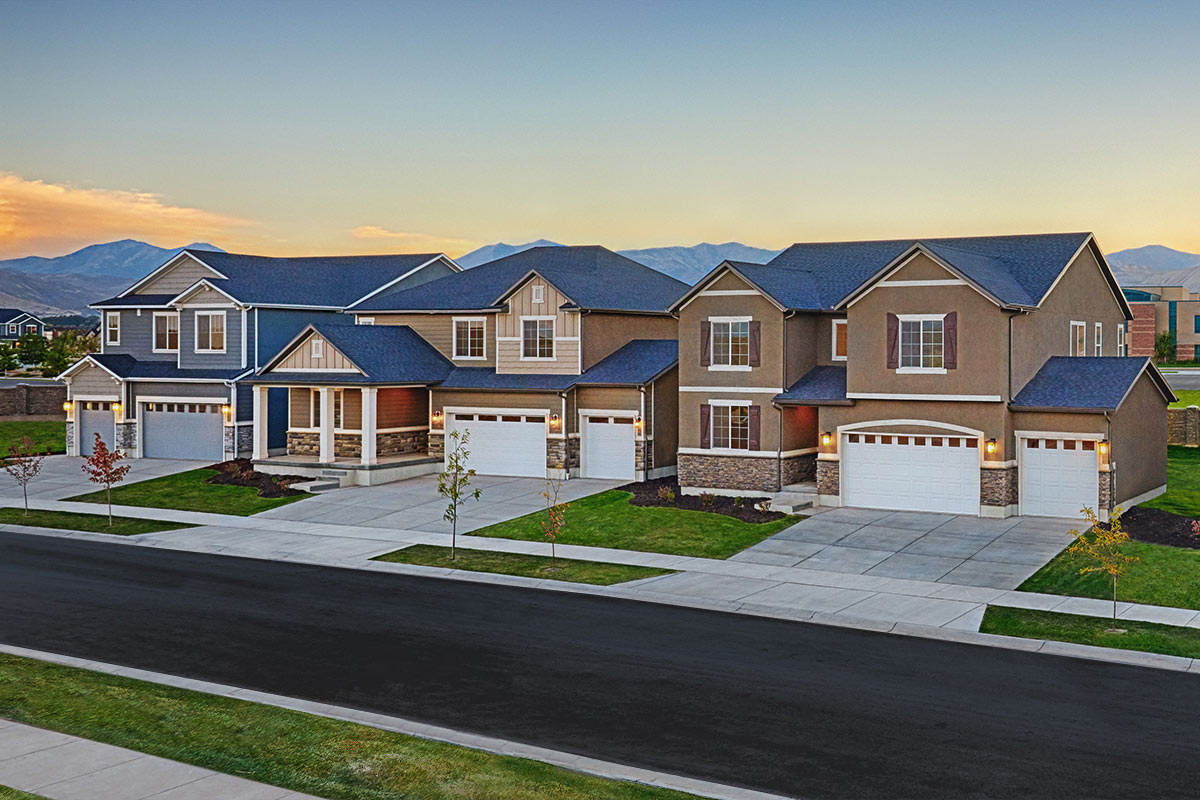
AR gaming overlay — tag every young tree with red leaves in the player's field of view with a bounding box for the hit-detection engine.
[81,433,131,526]
[2,436,47,516]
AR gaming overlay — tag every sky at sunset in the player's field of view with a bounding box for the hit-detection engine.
[2,0,1198,261]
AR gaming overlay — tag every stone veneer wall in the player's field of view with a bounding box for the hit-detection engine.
[781,453,816,485]
[287,431,318,456]
[816,459,839,496]
[428,432,444,458]
[568,437,580,471]
[980,466,1017,508]
[547,439,567,471]
[115,421,137,454]
[1099,470,1114,512]
[334,433,362,458]
[1168,407,1200,446]
[64,421,75,456]
[237,426,253,456]
[678,453,780,493]
[377,430,428,456]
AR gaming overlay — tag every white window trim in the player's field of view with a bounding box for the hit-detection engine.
[1070,321,1086,356]
[358,317,375,325]
[8,324,17,334]
[1117,323,1126,357]
[151,312,179,353]
[520,315,556,361]
[708,399,751,452]
[896,313,946,372]
[709,315,752,370]
[452,316,488,361]
[194,310,227,354]
[1095,322,1103,356]
[105,312,121,346]
[531,284,545,304]
[311,339,325,359]
[831,319,847,362]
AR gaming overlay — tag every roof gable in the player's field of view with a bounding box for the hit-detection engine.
[840,245,1008,310]
[257,323,451,384]
[669,261,787,313]
[266,328,364,374]
[122,251,226,297]
[1010,356,1174,411]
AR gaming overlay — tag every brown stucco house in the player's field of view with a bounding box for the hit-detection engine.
[670,233,1173,520]
[248,246,684,486]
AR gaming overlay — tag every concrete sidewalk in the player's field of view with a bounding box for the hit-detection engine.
[0,719,319,799]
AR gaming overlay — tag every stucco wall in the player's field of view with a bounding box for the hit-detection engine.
[1109,373,1169,505]
[580,313,676,371]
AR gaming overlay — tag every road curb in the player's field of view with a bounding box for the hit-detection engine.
[0,643,798,800]
[1,521,1196,676]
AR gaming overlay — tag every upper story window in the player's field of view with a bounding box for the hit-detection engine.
[454,318,486,360]
[7,324,16,335]
[105,312,120,345]
[1117,323,1126,357]
[311,338,325,359]
[153,313,179,352]
[710,318,750,369]
[1070,321,1087,356]
[522,317,554,359]
[832,319,847,361]
[24,324,37,334]
[899,315,944,370]
[531,284,545,304]
[195,310,226,353]
[1094,323,1103,356]
[712,403,749,450]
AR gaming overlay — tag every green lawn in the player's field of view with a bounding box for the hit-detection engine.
[0,507,195,536]
[374,544,674,585]
[1139,445,1200,517]
[981,606,1200,659]
[0,420,65,455]
[1169,390,1200,408]
[467,490,799,559]
[0,787,47,800]
[1018,539,1200,611]
[0,653,697,800]
[66,468,310,516]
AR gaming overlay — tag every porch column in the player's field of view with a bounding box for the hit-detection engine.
[318,386,335,462]
[251,385,269,460]
[361,387,377,466]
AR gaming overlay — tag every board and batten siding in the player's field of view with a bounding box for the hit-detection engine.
[495,276,581,375]
[363,313,498,368]
[68,363,122,398]
[137,255,224,295]
[177,307,245,370]
[274,332,360,372]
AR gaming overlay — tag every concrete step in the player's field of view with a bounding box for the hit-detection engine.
[320,469,350,477]
[769,491,816,514]
[293,479,341,493]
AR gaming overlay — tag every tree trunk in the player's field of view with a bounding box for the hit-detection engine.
[107,482,113,526]
[1112,573,1118,630]
[450,466,459,561]
[22,481,28,516]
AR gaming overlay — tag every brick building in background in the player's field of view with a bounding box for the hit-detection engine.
[1123,286,1200,360]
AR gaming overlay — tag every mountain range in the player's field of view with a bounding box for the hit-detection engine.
[2,238,1196,316]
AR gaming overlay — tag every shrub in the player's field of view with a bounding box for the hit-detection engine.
[755,498,772,514]
[699,492,715,508]
[733,496,744,507]
[656,485,676,504]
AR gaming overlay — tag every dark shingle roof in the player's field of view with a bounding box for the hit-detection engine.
[164,251,445,307]
[91,294,176,308]
[1010,356,1172,411]
[775,366,851,405]
[251,324,451,385]
[87,354,245,381]
[0,309,31,324]
[724,233,1094,311]
[435,339,678,391]
[351,246,688,313]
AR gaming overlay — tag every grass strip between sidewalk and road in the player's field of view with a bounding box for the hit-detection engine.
[980,606,1200,659]
[0,421,65,455]
[0,508,195,536]
[66,468,309,516]
[373,544,675,585]
[0,653,698,800]
[0,786,48,800]
[1019,538,1200,611]
[468,490,798,559]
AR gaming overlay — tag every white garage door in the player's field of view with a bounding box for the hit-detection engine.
[447,412,546,477]
[77,401,114,456]
[1021,437,1098,518]
[843,432,980,515]
[142,402,224,460]
[583,415,635,480]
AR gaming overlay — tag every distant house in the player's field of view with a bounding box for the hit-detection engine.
[1120,286,1200,360]
[0,309,47,341]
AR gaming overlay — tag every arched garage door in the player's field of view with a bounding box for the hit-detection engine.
[141,402,224,460]
[842,432,980,515]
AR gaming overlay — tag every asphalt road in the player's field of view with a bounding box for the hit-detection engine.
[1164,369,1200,392]
[0,532,1197,800]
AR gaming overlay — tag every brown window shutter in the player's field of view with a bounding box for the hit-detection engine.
[748,405,760,449]
[700,404,711,448]
[943,312,958,369]
[748,321,761,366]
[700,321,711,367]
[886,313,899,369]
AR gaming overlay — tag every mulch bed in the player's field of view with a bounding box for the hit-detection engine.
[1120,505,1200,550]
[616,477,790,523]
[204,459,309,498]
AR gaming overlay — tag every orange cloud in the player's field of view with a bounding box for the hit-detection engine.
[351,225,478,257]
[0,172,254,259]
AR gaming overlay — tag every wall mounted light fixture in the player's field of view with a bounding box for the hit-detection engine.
[821,431,832,447]
[985,438,997,454]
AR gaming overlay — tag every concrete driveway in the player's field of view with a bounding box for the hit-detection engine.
[0,455,203,503]
[733,507,1077,589]
[255,473,626,534]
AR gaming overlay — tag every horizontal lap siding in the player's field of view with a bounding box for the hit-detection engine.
[496,277,580,375]
[104,310,165,359]
[178,307,243,369]
[69,364,122,398]
[367,313,497,368]
[138,257,222,294]
[378,388,427,429]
